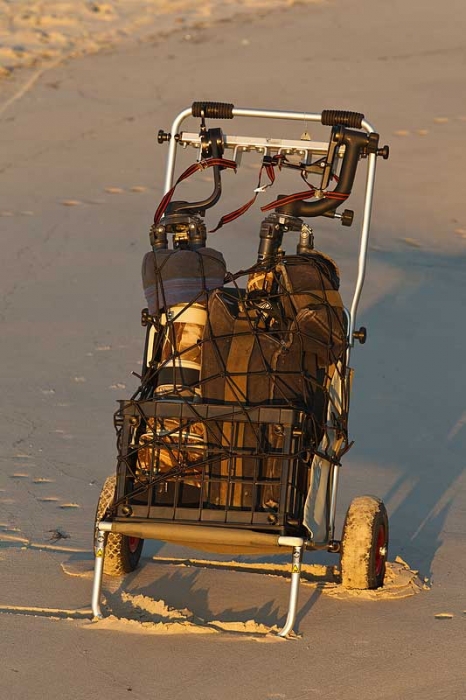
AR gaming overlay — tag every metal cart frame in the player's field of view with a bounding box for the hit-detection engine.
[91,104,385,637]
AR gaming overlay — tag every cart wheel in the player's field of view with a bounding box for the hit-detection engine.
[94,475,144,577]
[340,495,388,589]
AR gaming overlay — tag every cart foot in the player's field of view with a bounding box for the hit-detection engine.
[277,544,303,638]
[91,527,107,619]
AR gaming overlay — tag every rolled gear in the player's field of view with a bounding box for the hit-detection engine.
[141,247,226,315]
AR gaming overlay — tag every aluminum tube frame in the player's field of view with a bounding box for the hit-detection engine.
[91,528,107,619]
[277,545,304,638]
[162,106,377,338]
[348,150,377,345]
[327,464,341,543]
[91,522,306,636]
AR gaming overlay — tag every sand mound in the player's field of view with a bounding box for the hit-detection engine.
[86,590,276,636]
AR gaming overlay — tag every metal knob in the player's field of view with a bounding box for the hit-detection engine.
[353,327,367,344]
[157,129,171,144]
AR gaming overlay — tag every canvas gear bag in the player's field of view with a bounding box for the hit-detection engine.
[199,250,347,511]
[200,251,346,412]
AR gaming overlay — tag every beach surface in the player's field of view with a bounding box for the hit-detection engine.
[1,0,466,698]
[0,0,315,76]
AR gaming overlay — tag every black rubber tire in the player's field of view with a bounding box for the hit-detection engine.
[94,475,144,577]
[340,495,389,589]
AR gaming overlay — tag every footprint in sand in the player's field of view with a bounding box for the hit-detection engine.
[59,503,81,509]
[416,129,429,136]
[95,344,111,351]
[0,211,14,217]
[37,497,59,503]
[104,187,124,194]
[0,498,15,505]
[20,210,34,216]
[32,477,54,484]
[433,117,449,124]
[434,612,453,619]
[61,200,81,206]
[130,186,147,193]
[393,130,410,137]
[73,376,86,383]
[41,388,55,395]
[10,473,30,479]
[109,383,126,390]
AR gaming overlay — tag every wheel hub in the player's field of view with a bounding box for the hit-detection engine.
[128,536,140,554]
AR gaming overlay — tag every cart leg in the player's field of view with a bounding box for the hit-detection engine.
[277,545,303,638]
[91,528,107,619]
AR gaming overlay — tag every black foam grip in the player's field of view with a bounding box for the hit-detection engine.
[321,110,365,129]
[192,102,234,119]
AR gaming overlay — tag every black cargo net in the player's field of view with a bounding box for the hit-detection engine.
[111,249,349,532]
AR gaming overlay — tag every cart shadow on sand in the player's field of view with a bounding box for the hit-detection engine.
[57,544,423,637]
[102,556,327,628]
[345,245,466,582]
[0,523,423,636]
[60,548,329,634]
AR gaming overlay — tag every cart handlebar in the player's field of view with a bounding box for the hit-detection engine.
[192,102,234,119]
[191,103,365,130]
[321,110,365,129]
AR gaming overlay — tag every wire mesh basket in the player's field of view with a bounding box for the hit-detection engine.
[113,399,313,534]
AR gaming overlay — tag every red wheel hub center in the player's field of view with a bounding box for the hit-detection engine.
[375,525,386,576]
[128,536,140,554]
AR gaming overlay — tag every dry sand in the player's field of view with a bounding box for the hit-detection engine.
[1,0,466,698]
[0,0,316,77]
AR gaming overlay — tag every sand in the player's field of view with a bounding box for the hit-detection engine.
[0,0,318,77]
[55,553,425,638]
[1,0,466,697]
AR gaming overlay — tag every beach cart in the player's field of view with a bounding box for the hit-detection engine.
[91,103,390,636]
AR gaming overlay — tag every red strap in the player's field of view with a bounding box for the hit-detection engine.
[261,188,348,213]
[209,155,284,233]
[209,193,258,232]
[154,153,348,231]
[153,157,237,226]
[260,188,315,213]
